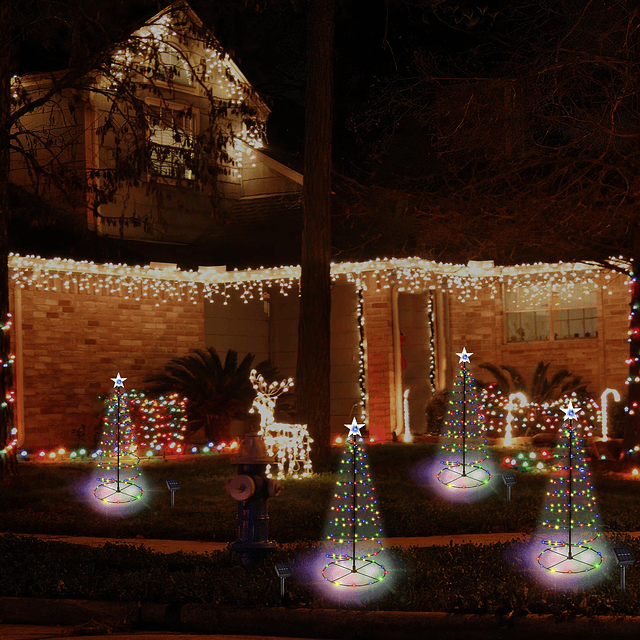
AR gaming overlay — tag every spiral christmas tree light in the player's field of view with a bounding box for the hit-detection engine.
[537,401,603,575]
[321,418,388,588]
[437,348,492,490]
[93,374,144,504]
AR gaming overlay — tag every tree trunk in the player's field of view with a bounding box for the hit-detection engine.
[296,0,334,465]
[624,227,640,457]
[0,0,17,479]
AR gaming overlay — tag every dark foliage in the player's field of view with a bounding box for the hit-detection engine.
[145,347,278,441]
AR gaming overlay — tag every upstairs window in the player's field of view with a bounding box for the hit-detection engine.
[148,105,196,180]
[157,46,193,86]
[505,281,597,342]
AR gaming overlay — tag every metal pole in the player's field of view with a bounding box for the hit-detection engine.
[461,362,467,476]
[352,436,357,572]
[507,485,511,502]
[621,566,626,592]
[567,420,573,559]
[170,490,175,507]
[280,577,285,598]
[116,388,121,491]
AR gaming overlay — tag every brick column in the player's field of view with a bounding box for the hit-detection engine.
[363,285,397,441]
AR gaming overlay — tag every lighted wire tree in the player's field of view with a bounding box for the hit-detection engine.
[537,401,603,574]
[437,348,492,489]
[94,374,144,504]
[321,418,388,587]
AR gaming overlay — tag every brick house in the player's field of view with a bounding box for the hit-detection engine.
[9,255,629,450]
[10,2,302,251]
[6,4,631,451]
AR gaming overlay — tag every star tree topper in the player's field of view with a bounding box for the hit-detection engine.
[456,347,473,364]
[111,373,127,389]
[561,400,580,422]
[345,417,364,440]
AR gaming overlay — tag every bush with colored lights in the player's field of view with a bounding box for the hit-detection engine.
[480,388,602,439]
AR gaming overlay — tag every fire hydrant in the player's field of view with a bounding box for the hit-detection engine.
[225,432,282,565]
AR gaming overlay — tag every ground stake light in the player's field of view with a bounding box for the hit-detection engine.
[166,478,181,507]
[537,401,603,575]
[436,348,492,490]
[502,472,516,501]
[321,419,388,588]
[614,547,634,592]
[93,374,144,505]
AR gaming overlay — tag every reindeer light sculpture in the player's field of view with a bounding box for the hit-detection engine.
[249,369,313,479]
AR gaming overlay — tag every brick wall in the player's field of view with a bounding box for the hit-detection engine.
[362,286,396,441]
[447,272,629,396]
[14,285,204,450]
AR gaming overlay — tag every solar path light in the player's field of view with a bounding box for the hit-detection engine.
[614,547,635,592]
[275,563,293,599]
[502,473,516,501]
[166,479,181,507]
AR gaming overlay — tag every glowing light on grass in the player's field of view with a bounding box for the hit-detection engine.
[433,349,494,498]
[504,393,528,447]
[600,388,620,442]
[93,374,144,506]
[403,389,412,443]
[321,423,387,589]
[533,402,605,582]
[250,369,312,479]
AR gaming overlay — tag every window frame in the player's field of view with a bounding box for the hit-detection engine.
[503,280,599,343]
[145,98,199,183]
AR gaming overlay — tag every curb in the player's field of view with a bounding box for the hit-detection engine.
[2,598,640,639]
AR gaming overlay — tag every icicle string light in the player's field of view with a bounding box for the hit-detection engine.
[10,254,618,306]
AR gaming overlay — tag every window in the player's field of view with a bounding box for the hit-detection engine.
[148,104,196,180]
[157,46,193,86]
[505,281,597,342]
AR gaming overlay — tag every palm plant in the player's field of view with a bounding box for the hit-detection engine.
[145,348,277,442]
[478,361,588,404]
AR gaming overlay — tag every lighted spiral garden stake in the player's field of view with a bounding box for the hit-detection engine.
[437,348,492,490]
[321,418,388,588]
[93,374,144,504]
[537,401,603,575]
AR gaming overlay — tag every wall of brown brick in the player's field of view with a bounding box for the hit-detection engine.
[14,285,205,450]
[362,285,396,441]
[446,271,629,396]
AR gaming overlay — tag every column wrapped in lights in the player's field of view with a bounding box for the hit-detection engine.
[536,401,603,574]
[94,374,144,504]
[0,311,17,476]
[322,418,387,587]
[436,348,492,490]
[427,292,436,394]
[356,286,367,422]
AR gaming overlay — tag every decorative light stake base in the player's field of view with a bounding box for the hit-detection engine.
[322,556,388,587]
[94,477,144,504]
[437,462,492,489]
[537,542,603,574]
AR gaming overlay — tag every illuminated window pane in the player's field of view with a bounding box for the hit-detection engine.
[506,310,548,342]
[159,48,193,86]
[148,106,194,180]
[505,281,597,342]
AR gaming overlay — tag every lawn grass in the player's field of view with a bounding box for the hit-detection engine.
[1,443,640,541]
